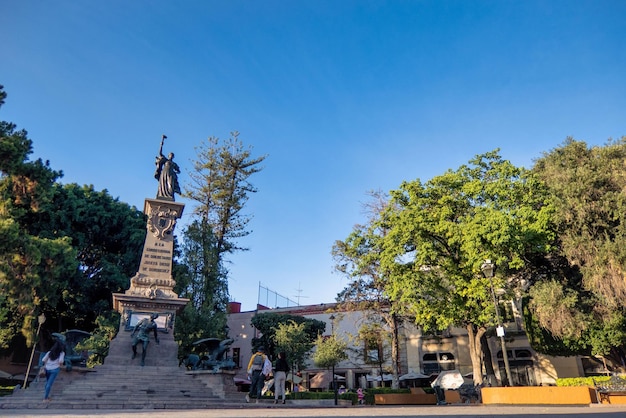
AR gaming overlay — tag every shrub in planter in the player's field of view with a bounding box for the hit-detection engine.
[557,376,616,387]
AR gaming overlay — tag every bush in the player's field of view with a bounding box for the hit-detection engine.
[557,376,611,387]
[279,390,362,405]
[277,387,417,405]
[288,391,337,400]
[0,386,15,397]
[367,387,411,394]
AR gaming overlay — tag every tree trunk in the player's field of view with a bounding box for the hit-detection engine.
[466,324,486,386]
[481,333,497,386]
[390,314,400,389]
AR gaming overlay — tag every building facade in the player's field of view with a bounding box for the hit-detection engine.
[226,301,586,391]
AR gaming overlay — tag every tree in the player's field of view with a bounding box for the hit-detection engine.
[75,311,120,367]
[185,132,266,256]
[176,133,266,349]
[356,322,392,380]
[313,333,348,403]
[379,151,555,385]
[274,320,314,374]
[313,334,348,369]
[0,85,77,349]
[333,190,403,388]
[250,312,326,361]
[174,220,228,354]
[1,86,147,360]
[529,138,626,368]
[40,184,146,328]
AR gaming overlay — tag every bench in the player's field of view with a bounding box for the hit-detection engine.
[594,376,626,404]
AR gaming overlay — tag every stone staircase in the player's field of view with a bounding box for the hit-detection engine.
[0,326,248,410]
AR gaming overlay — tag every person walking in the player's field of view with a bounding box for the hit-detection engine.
[273,352,290,404]
[246,346,268,403]
[41,340,65,402]
[357,387,364,405]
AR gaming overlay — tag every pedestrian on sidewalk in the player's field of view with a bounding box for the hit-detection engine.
[245,346,268,403]
[357,387,364,404]
[41,340,65,402]
[273,352,289,404]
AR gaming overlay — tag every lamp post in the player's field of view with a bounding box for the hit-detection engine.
[481,260,514,386]
[24,313,46,388]
[329,315,338,405]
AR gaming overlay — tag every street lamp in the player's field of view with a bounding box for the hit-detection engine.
[481,260,514,387]
[329,315,338,405]
[24,313,46,388]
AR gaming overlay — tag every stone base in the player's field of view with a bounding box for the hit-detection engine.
[185,369,239,398]
[107,322,179,367]
[109,294,189,367]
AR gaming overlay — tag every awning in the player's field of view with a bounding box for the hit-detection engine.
[287,372,303,384]
[399,371,430,380]
[366,373,393,382]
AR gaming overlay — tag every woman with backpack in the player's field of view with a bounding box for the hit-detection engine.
[41,340,65,402]
[245,346,267,403]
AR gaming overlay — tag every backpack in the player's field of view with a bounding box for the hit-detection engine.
[251,353,264,371]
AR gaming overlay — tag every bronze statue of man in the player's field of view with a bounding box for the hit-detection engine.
[154,135,181,200]
[131,313,160,367]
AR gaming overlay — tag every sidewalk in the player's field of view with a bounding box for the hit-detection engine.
[2,404,626,418]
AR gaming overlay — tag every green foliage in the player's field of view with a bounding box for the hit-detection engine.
[176,133,265,355]
[367,387,411,394]
[333,190,404,388]
[251,312,326,361]
[529,280,587,340]
[288,390,359,403]
[530,138,626,364]
[184,132,267,255]
[0,86,146,355]
[357,322,389,366]
[274,320,313,373]
[382,151,554,328]
[377,151,555,384]
[0,97,77,347]
[74,311,120,367]
[556,375,626,391]
[312,334,347,369]
[175,220,229,311]
[174,220,228,356]
[0,386,15,397]
[522,296,587,357]
[41,184,145,327]
[174,303,227,356]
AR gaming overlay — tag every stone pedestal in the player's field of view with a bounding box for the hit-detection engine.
[111,198,189,367]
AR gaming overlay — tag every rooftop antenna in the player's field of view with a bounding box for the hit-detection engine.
[294,282,309,306]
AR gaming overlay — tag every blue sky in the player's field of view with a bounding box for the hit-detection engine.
[2,1,625,312]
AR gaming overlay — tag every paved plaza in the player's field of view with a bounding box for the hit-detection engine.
[2,404,626,418]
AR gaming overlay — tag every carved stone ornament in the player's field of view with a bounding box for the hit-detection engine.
[147,206,180,239]
[127,273,178,299]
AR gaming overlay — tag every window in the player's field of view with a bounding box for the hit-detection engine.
[232,347,240,368]
[364,339,382,363]
[423,352,455,374]
[497,348,531,361]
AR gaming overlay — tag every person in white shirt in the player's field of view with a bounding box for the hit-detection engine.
[41,340,65,402]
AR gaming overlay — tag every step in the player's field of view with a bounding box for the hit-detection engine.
[0,332,245,410]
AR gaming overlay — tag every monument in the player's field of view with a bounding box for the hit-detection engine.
[110,135,189,366]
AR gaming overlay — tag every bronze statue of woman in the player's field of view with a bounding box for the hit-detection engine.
[154,135,181,200]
